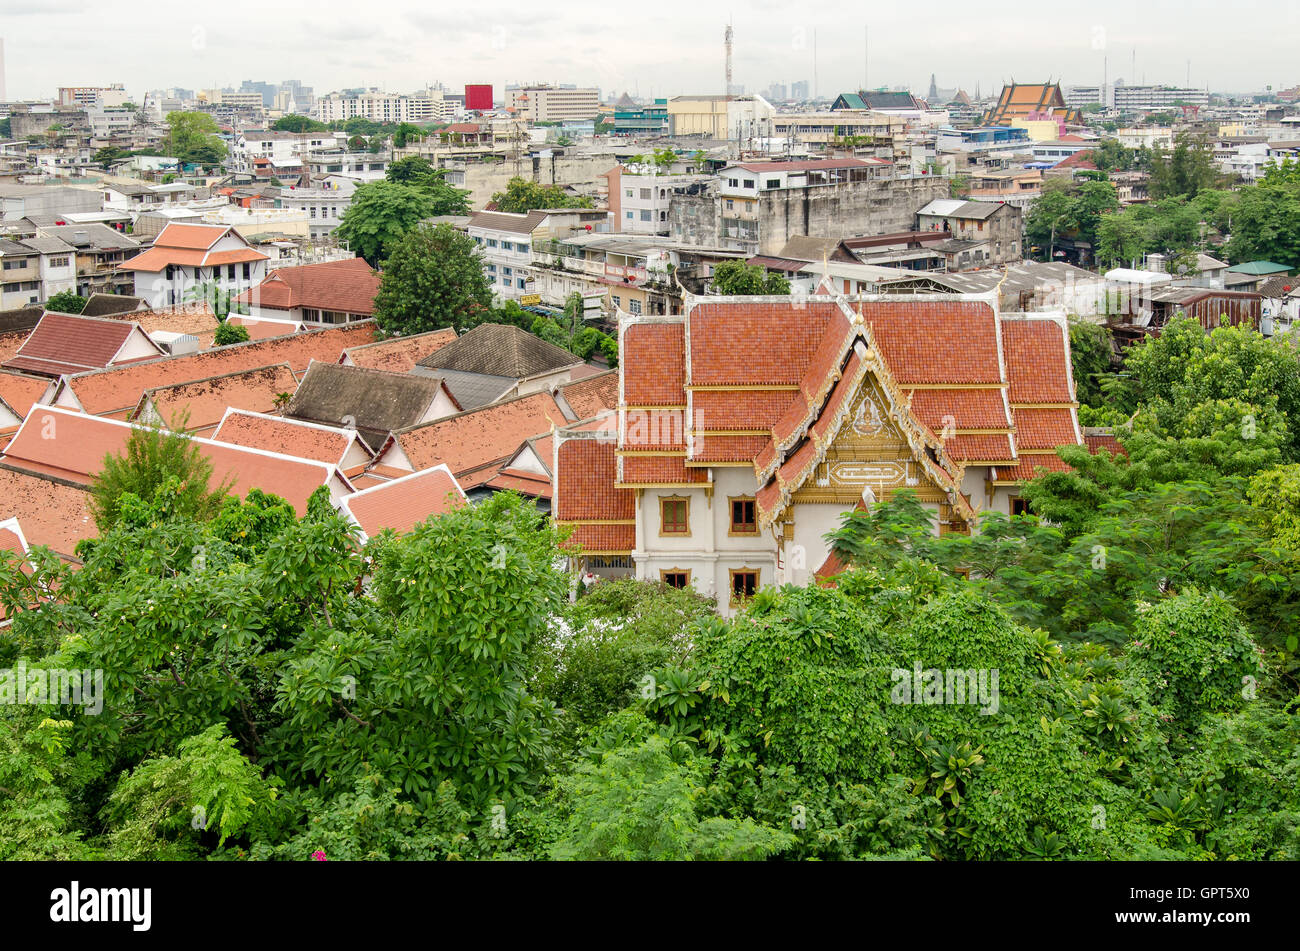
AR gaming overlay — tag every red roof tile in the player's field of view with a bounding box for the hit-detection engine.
[340,465,466,539]
[3,312,162,377]
[133,363,298,434]
[861,301,1002,385]
[2,407,349,514]
[562,523,635,554]
[0,372,52,423]
[622,322,684,405]
[234,258,380,314]
[388,391,568,481]
[60,321,378,417]
[555,436,632,521]
[1011,407,1078,450]
[211,410,368,467]
[342,328,458,374]
[557,369,618,420]
[0,469,94,560]
[1002,316,1075,404]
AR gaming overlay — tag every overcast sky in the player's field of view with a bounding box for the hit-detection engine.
[1,0,1293,102]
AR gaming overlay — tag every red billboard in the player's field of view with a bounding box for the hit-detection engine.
[465,84,493,111]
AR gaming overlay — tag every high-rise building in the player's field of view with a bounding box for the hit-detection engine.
[1111,82,1208,113]
[791,80,810,100]
[317,89,454,123]
[506,85,600,121]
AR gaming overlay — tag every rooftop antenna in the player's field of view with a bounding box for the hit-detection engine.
[813,28,818,101]
[724,20,733,147]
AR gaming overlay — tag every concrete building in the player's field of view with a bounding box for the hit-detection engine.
[916,198,1023,268]
[604,164,712,235]
[0,184,102,222]
[58,84,128,108]
[669,158,949,256]
[230,129,341,177]
[317,89,453,124]
[467,207,612,302]
[666,95,774,139]
[276,180,357,239]
[0,235,77,308]
[1112,83,1208,114]
[507,86,601,122]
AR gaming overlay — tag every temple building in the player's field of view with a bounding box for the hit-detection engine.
[553,292,1083,614]
[983,82,1083,128]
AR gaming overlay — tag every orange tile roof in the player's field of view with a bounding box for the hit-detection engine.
[133,363,298,434]
[906,388,1011,431]
[118,246,208,271]
[234,257,380,314]
[1084,431,1126,456]
[119,223,270,271]
[992,454,1073,483]
[688,301,843,386]
[59,321,378,417]
[387,391,568,483]
[3,312,161,377]
[0,469,94,560]
[0,331,31,365]
[342,328,458,374]
[340,464,466,539]
[1002,316,1075,404]
[154,222,233,250]
[860,301,1003,385]
[622,321,684,405]
[563,523,635,554]
[226,314,304,340]
[0,372,53,422]
[557,369,618,420]
[555,435,633,523]
[2,407,349,514]
[211,410,368,467]
[618,454,708,485]
[1011,407,1079,450]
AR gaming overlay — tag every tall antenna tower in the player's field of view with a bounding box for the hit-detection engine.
[724,22,733,99]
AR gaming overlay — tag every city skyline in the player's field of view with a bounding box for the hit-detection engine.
[0,0,1291,104]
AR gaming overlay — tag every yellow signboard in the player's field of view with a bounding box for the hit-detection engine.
[520,294,542,305]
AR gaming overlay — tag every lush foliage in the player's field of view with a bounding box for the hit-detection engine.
[489,177,594,213]
[371,223,493,335]
[45,290,86,315]
[336,181,440,267]
[161,111,226,168]
[213,321,251,346]
[710,260,792,296]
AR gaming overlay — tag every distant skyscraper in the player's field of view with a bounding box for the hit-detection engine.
[791,79,810,100]
[928,74,938,100]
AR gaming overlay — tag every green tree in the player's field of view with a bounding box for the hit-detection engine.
[213,321,250,346]
[336,181,439,267]
[45,290,86,314]
[384,157,471,215]
[391,123,425,149]
[1148,134,1222,199]
[272,114,329,133]
[88,423,232,530]
[92,146,126,170]
[490,177,593,213]
[161,111,227,167]
[710,259,791,295]
[372,223,493,334]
